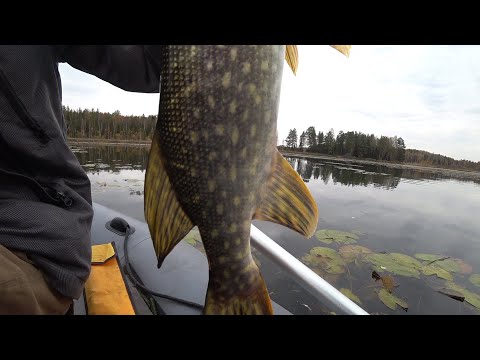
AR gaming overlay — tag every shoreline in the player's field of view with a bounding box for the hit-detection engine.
[279,150,480,180]
[67,138,151,146]
[66,139,480,180]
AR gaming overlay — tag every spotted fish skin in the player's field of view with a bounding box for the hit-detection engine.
[145,45,318,315]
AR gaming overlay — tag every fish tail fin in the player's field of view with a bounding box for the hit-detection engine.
[203,263,274,315]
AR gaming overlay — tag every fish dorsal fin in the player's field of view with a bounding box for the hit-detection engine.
[285,45,299,75]
[254,150,318,238]
[330,45,351,57]
[144,130,194,267]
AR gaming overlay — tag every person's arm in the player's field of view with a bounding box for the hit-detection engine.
[55,45,163,93]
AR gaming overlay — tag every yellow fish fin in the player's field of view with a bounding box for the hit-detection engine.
[330,45,352,57]
[144,130,194,267]
[254,150,319,238]
[285,45,299,75]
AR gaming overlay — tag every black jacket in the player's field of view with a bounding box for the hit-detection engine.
[0,45,162,299]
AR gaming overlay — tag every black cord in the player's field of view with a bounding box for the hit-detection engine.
[123,226,204,311]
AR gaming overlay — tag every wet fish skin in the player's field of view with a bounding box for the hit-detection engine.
[145,45,318,315]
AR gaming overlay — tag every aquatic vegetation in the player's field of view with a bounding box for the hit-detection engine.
[414,254,472,274]
[339,245,372,263]
[372,271,396,292]
[315,229,359,245]
[302,247,346,274]
[437,288,465,302]
[301,228,478,314]
[377,289,408,311]
[469,274,480,287]
[421,264,453,281]
[364,253,422,278]
[443,281,480,309]
[340,288,362,304]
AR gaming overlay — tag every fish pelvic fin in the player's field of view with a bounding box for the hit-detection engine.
[203,262,273,315]
[144,130,194,267]
[285,45,299,75]
[254,150,319,238]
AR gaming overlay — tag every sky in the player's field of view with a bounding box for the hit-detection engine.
[59,45,480,162]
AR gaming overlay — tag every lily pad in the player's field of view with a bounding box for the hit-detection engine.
[414,253,445,262]
[310,247,339,258]
[415,253,472,274]
[339,245,372,263]
[314,229,359,245]
[372,271,395,292]
[340,288,362,304]
[444,281,480,309]
[437,288,465,302]
[351,230,366,236]
[381,275,395,292]
[390,253,423,268]
[421,265,453,281]
[377,288,408,311]
[469,274,480,288]
[302,247,346,275]
[364,253,421,278]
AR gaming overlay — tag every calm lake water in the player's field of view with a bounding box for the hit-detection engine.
[72,143,480,315]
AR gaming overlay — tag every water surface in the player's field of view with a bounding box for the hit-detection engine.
[72,143,480,315]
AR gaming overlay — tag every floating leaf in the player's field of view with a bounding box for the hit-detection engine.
[314,229,359,245]
[444,281,480,309]
[310,247,339,258]
[437,288,465,302]
[377,289,408,311]
[381,275,395,293]
[339,245,372,263]
[364,253,421,278]
[372,271,395,292]
[414,253,444,262]
[302,247,346,274]
[351,230,366,236]
[390,253,423,268]
[340,288,362,304]
[323,273,341,285]
[415,253,472,274]
[421,264,453,281]
[469,274,480,288]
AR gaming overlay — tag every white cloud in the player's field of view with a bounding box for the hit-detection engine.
[59,45,480,161]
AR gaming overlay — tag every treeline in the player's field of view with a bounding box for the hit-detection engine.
[282,127,406,162]
[282,126,480,171]
[285,157,402,190]
[63,106,157,141]
[405,149,480,171]
[285,156,480,188]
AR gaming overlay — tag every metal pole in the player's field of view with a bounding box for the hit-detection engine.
[250,225,369,315]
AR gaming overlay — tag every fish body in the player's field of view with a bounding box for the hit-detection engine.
[145,45,318,314]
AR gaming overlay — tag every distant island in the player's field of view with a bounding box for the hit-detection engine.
[64,106,480,172]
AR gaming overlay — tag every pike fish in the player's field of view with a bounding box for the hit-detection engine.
[145,45,318,315]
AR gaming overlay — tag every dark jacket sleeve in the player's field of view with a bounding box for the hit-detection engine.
[55,45,163,93]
